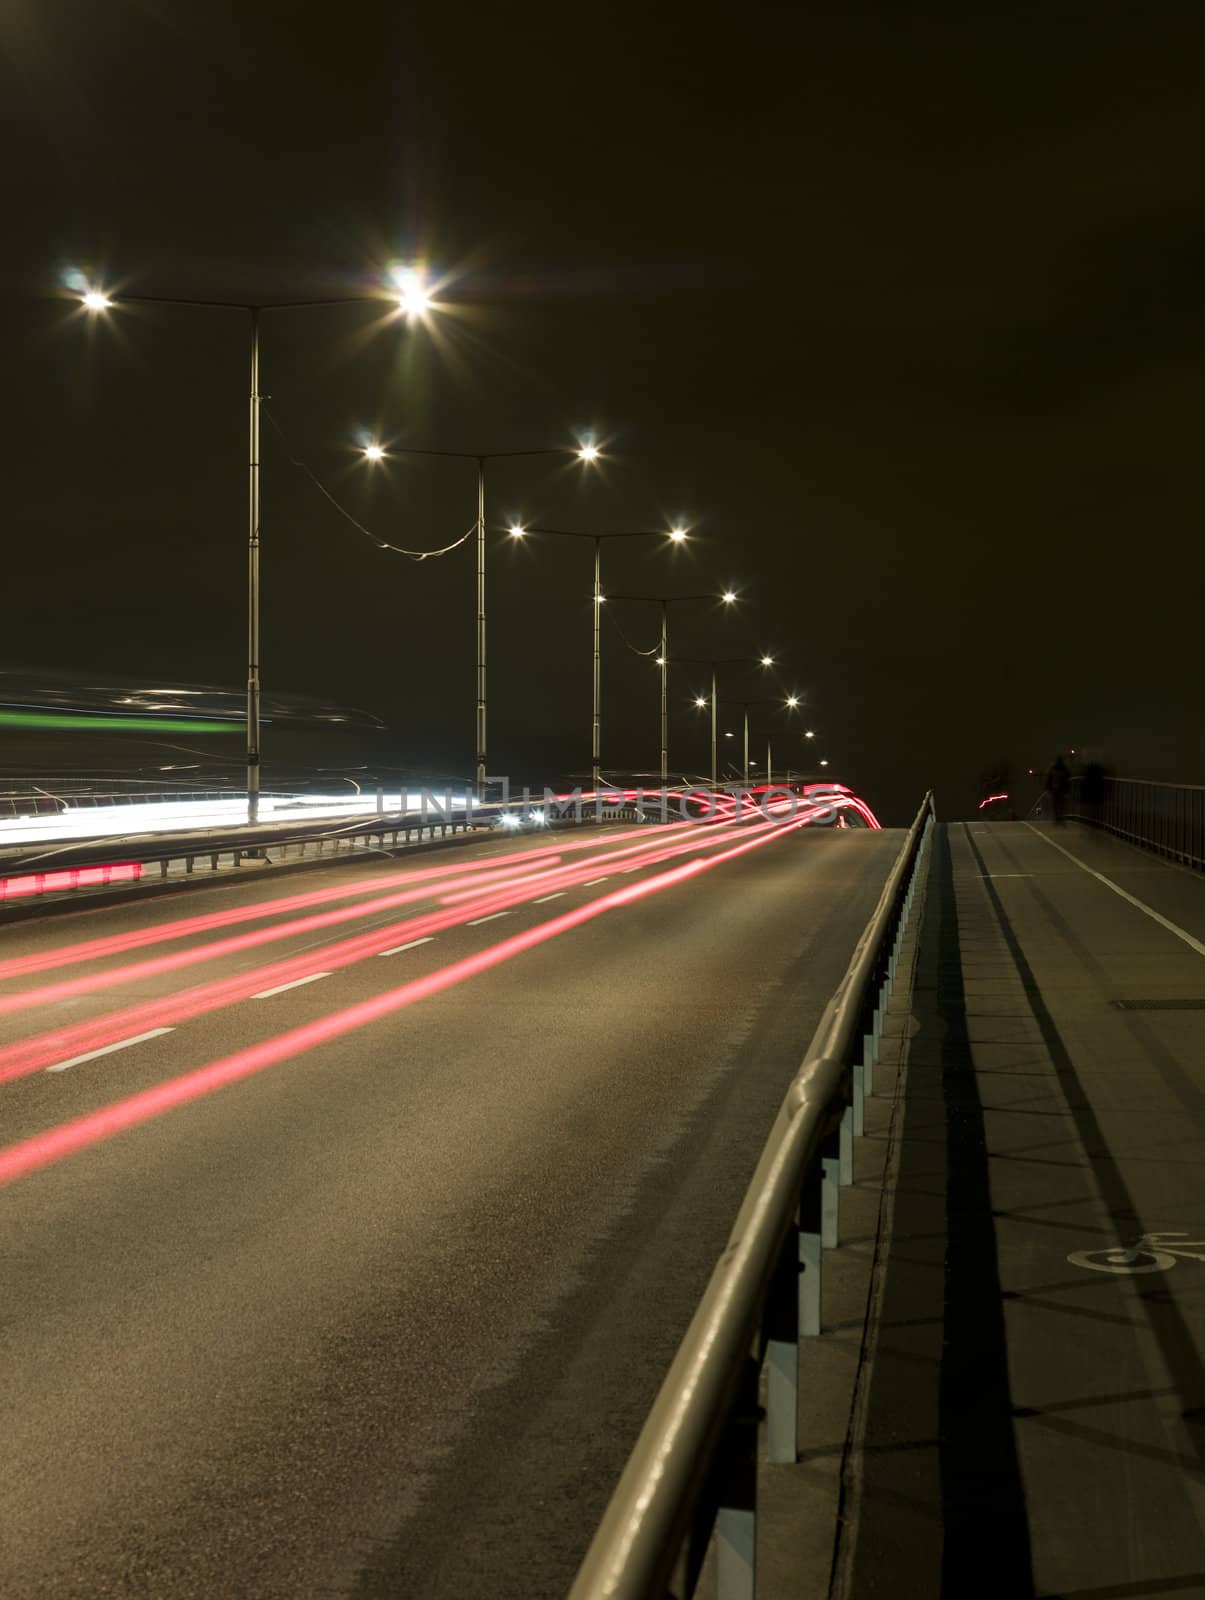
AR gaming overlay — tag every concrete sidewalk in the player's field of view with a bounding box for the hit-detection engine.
[835,821,1205,1599]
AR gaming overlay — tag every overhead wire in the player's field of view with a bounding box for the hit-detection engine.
[264,408,475,561]
[603,606,663,658]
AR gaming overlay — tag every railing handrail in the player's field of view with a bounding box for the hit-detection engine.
[0,787,694,881]
[1071,774,1205,795]
[568,791,934,1599]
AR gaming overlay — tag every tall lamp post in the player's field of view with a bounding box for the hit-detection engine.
[680,655,779,790]
[605,591,737,786]
[76,270,434,823]
[736,696,801,786]
[509,525,690,791]
[361,441,599,800]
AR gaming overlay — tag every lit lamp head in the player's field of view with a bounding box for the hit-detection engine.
[391,267,433,319]
[804,730,816,739]
[760,654,775,667]
[668,526,688,543]
[508,524,526,539]
[721,590,737,604]
[362,443,387,462]
[81,289,112,311]
[576,443,601,463]
[786,695,800,708]
[694,696,708,709]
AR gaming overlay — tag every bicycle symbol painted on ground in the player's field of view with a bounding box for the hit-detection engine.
[1068,1232,1205,1275]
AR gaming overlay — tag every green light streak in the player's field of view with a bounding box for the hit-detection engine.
[0,710,240,735]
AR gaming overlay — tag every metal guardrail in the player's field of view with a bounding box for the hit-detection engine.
[0,789,237,819]
[0,783,855,901]
[568,792,936,1600]
[0,794,658,887]
[1062,775,1205,872]
[0,783,485,818]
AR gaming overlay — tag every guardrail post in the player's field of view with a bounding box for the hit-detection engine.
[800,1158,823,1336]
[822,1124,841,1243]
[838,1103,854,1188]
[714,1357,759,1600]
[851,1059,865,1136]
[765,1218,802,1463]
[862,1026,876,1096]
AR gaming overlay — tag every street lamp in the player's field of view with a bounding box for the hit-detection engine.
[677,656,779,790]
[605,590,737,787]
[516,525,691,791]
[76,269,431,823]
[735,695,802,787]
[391,266,434,318]
[360,441,600,799]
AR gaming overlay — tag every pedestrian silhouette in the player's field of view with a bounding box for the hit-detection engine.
[1045,754,1071,825]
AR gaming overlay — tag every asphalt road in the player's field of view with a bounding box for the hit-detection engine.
[0,816,903,1598]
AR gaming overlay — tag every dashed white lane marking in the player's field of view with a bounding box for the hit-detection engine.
[533,893,565,903]
[252,972,332,999]
[1025,823,1205,959]
[46,1027,175,1074]
[467,911,510,925]
[619,866,641,874]
[377,937,435,956]
[582,877,610,886]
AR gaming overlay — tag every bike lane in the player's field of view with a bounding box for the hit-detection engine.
[836,821,1205,1599]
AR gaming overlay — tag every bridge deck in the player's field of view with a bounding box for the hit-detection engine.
[832,820,1205,1597]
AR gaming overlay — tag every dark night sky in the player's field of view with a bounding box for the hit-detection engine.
[3,2,1203,822]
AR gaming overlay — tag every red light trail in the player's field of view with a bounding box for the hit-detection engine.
[0,816,767,1080]
[0,809,815,1189]
[0,857,565,1017]
[0,811,761,1018]
[0,825,675,983]
[0,862,143,900]
[0,797,867,1092]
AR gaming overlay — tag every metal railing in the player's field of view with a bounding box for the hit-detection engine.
[568,793,935,1600]
[0,792,657,892]
[1063,775,1205,872]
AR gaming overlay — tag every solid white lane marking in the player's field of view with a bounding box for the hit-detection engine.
[467,911,510,925]
[533,892,565,903]
[46,1027,175,1074]
[377,937,435,956]
[1025,824,1205,958]
[582,877,610,887]
[252,972,332,999]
